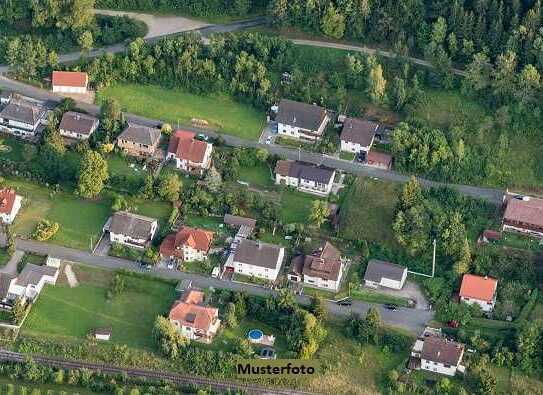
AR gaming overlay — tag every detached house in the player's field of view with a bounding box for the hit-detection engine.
[459,274,498,313]
[169,288,220,343]
[502,193,543,238]
[340,118,378,155]
[275,160,335,196]
[410,329,466,377]
[160,226,214,262]
[228,239,285,282]
[0,188,22,224]
[167,130,213,175]
[59,111,99,140]
[0,98,46,137]
[116,123,161,158]
[364,259,408,290]
[52,71,89,94]
[105,211,158,249]
[276,99,330,142]
[0,262,59,306]
[288,241,345,292]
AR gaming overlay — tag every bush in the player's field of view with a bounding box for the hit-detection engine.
[32,220,60,241]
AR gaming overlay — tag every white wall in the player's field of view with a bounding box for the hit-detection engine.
[460,296,495,312]
[421,359,459,376]
[0,195,22,224]
[502,224,543,238]
[53,86,87,94]
[181,245,207,262]
[233,248,284,281]
[340,139,373,154]
[109,221,157,249]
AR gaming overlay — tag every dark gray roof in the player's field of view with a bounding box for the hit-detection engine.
[364,259,406,283]
[224,214,256,229]
[59,111,98,136]
[0,274,15,299]
[340,117,378,147]
[277,161,335,184]
[118,123,161,146]
[16,264,58,287]
[109,211,157,240]
[0,99,45,125]
[276,99,327,131]
[233,239,283,269]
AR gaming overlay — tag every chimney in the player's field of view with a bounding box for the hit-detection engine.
[484,275,488,280]
[0,198,6,207]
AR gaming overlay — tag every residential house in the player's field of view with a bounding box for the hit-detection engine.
[160,226,214,262]
[116,123,161,158]
[167,130,213,175]
[502,193,543,238]
[410,328,465,376]
[366,151,393,170]
[459,274,498,313]
[168,288,220,343]
[52,71,89,94]
[59,111,99,140]
[3,263,59,304]
[0,188,22,224]
[288,241,345,292]
[276,99,330,142]
[340,117,378,155]
[105,211,158,249]
[364,259,408,290]
[275,160,335,196]
[0,98,46,137]
[229,239,285,282]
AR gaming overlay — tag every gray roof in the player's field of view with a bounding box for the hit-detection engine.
[16,264,58,287]
[118,123,161,146]
[340,117,378,147]
[224,214,256,229]
[275,160,335,185]
[59,111,98,136]
[0,99,45,125]
[364,259,406,283]
[0,274,15,299]
[276,99,327,131]
[233,239,283,269]
[109,211,157,240]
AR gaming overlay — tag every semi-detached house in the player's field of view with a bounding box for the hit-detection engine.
[410,330,466,376]
[275,160,335,197]
[276,99,330,142]
[105,211,158,249]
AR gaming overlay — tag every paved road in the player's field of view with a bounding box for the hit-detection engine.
[7,236,432,333]
[0,76,504,204]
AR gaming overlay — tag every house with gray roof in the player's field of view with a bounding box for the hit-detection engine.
[1,263,59,306]
[276,99,330,142]
[229,239,285,282]
[340,117,378,154]
[116,123,161,157]
[59,111,99,140]
[0,98,47,137]
[275,160,336,196]
[364,259,407,290]
[104,211,158,249]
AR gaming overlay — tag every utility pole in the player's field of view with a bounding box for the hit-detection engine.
[431,238,436,278]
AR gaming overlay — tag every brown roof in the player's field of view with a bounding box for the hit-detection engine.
[504,196,543,229]
[340,118,378,147]
[291,241,343,281]
[118,123,161,146]
[224,214,256,229]
[59,111,98,136]
[0,99,45,125]
[233,239,284,269]
[274,160,335,184]
[482,230,502,240]
[168,130,209,163]
[274,160,291,177]
[421,336,464,366]
[0,189,16,215]
[459,274,498,302]
[52,71,88,88]
[169,289,219,332]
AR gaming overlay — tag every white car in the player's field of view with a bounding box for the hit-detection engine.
[265,136,272,145]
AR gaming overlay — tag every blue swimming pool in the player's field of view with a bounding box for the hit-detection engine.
[248,329,264,341]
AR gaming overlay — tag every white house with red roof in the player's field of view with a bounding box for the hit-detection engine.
[160,226,214,262]
[0,188,22,224]
[167,130,213,175]
[168,288,220,343]
[52,71,88,94]
[459,274,498,312]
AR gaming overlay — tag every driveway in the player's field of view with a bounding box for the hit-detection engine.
[0,250,24,276]
[94,9,210,39]
[363,281,430,310]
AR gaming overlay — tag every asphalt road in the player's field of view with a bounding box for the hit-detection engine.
[0,76,504,204]
[7,236,432,333]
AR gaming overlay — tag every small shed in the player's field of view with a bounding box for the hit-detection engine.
[45,256,61,268]
[93,328,112,341]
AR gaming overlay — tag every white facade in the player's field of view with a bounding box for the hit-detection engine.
[275,173,335,197]
[0,118,40,136]
[303,267,343,292]
[109,221,158,249]
[364,270,407,290]
[173,319,221,342]
[0,195,22,224]
[95,333,111,341]
[167,143,213,173]
[59,120,99,140]
[460,295,495,312]
[7,270,58,303]
[232,248,285,282]
[52,85,87,94]
[420,358,462,376]
[180,245,208,262]
[502,223,543,238]
[277,114,330,142]
[340,137,374,154]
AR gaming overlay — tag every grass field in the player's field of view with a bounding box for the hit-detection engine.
[0,134,26,161]
[97,84,265,140]
[238,162,274,188]
[0,249,10,267]
[107,153,146,179]
[23,266,176,349]
[279,189,322,224]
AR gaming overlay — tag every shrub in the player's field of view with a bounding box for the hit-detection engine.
[32,220,59,241]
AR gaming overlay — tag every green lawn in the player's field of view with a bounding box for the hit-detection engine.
[0,249,10,267]
[350,288,411,307]
[0,134,26,162]
[339,151,355,161]
[107,153,146,179]
[238,162,274,188]
[23,269,176,349]
[279,189,322,224]
[97,84,265,140]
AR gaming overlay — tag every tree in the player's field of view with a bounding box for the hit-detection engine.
[22,144,37,162]
[157,174,182,203]
[3,224,15,255]
[309,200,330,228]
[11,297,27,324]
[203,167,222,193]
[367,64,387,104]
[233,338,254,357]
[390,77,408,111]
[77,30,93,54]
[452,238,471,275]
[152,316,187,359]
[161,123,173,136]
[255,148,269,162]
[309,296,327,320]
[492,51,517,103]
[321,4,345,39]
[100,98,123,136]
[32,219,60,241]
[398,176,423,210]
[78,150,108,198]
[224,302,238,328]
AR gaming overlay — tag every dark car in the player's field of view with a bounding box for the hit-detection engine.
[384,303,399,311]
[336,297,352,306]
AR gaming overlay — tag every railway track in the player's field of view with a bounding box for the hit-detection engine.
[0,349,312,395]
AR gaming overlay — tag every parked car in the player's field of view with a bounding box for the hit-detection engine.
[167,261,175,270]
[384,303,399,311]
[336,297,352,306]
[197,133,208,141]
[265,136,272,145]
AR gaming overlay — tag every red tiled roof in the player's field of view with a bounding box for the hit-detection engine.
[52,71,88,88]
[0,189,16,215]
[160,226,214,258]
[459,274,498,302]
[169,289,218,332]
[504,196,543,229]
[168,130,208,163]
